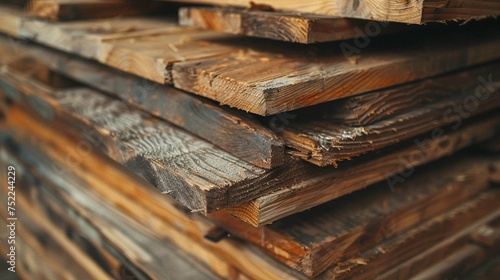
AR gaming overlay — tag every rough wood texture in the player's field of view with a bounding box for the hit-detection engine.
[172,23,500,115]
[2,5,499,115]
[211,155,494,277]
[28,0,172,20]
[0,124,306,280]
[0,154,115,280]
[0,58,306,214]
[380,215,500,280]
[0,36,285,169]
[280,67,500,166]
[164,0,500,23]
[318,193,500,279]
[179,7,407,43]
[228,114,500,226]
[0,144,220,280]
[317,61,500,126]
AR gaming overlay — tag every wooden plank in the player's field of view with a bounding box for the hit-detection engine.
[172,22,500,115]
[179,7,408,43]
[379,215,500,280]
[211,155,493,277]
[28,0,172,20]
[14,11,238,84]
[0,159,115,280]
[227,114,500,226]
[0,57,307,214]
[280,67,500,166]
[163,0,500,24]
[315,61,500,126]
[318,194,500,279]
[0,36,285,169]
[462,254,500,280]
[0,145,221,280]
[0,125,306,280]
[1,5,498,115]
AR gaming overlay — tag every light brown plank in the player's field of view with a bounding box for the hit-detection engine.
[172,22,500,115]
[179,6,407,43]
[164,0,500,24]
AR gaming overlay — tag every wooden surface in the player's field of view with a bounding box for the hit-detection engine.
[318,192,500,279]
[380,215,500,279]
[0,36,285,169]
[279,64,500,166]
[165,0,500,23]
[227,114,500,226]
[179,7,407,43]
[172,23,500,115]
[211,155,495,276]
[2,5,499,115]
[316,61,500,126]
[0,142,221,280]
[0,58,302,214]
[28,0,172,20]
[0,121,306,280]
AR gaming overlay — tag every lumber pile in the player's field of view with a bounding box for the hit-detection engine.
[0,1,499,279]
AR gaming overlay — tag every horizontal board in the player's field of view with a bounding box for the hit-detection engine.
[2,5,499,115]
[319,197,500,279]
[179,7,409,43]
[227,114,500,225]
[0,36,285,169]
[165,0,500,24]
[211,155,495,276]
[0,58,305,214]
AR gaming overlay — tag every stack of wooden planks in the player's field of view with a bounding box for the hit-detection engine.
[0,0,499,279]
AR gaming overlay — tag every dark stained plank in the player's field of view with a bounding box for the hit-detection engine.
[462,255,500,280]
[28,0,172,20]
[179,6,407,43]
[161,0,500,24]
[211,155,494,277]
[0,57,306,214]
[318,193,500,279]
[226,114,500,226]
[0,36,285,169]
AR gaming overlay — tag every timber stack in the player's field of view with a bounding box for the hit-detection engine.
[0,0,499,279]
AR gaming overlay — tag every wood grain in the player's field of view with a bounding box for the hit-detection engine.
[163,0,500,23]
[179,6,407,43]
[0,58,304,214]
[0,122,306,280]
[318,193,500,279]
[227,114,500,226]
[2,5,499,115]
[280,67,500,166]
[172,23,500,115]
[0,35,285,169]
[379,215,500,280]
[0,144,221,280]
[28,0,172,20]
[211,155,494,277]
